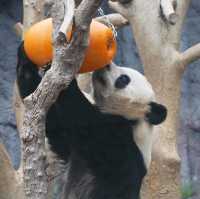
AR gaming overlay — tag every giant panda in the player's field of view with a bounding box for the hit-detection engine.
[16,43,167,199]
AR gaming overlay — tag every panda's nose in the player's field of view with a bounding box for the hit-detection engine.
[93,70,107,86]
[105,64,111,71]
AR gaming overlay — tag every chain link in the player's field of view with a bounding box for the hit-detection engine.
[98,8,118,39]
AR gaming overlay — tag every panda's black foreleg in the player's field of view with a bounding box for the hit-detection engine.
[16,42,42,99]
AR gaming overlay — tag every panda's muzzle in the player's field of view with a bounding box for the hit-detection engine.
[92,67,107,86]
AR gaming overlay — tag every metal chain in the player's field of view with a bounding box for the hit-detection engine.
[98,7,118,39]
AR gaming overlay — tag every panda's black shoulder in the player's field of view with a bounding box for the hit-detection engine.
[48,78,136,128]
[17,42,42,98]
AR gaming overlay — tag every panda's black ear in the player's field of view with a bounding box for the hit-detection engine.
[146,102,167,125]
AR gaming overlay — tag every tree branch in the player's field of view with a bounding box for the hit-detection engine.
[22,0,102,198]
[180,43,200,66]
[58,0,75,40]
[95,13,129,29]
[160,0,178,25]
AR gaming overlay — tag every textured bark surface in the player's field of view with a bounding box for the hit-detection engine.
[19,1,47,198]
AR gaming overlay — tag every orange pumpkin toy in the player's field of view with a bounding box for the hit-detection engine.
[24,18,117,73]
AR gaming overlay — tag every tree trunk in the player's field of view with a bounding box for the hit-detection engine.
[141,52,183,199]
[126,2,188,198]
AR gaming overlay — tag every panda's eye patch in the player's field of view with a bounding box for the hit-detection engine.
[115,74,131,89]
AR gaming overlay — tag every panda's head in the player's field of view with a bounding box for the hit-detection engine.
[92,63,167,125]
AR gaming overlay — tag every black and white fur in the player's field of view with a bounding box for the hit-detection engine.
[16,43,167,199]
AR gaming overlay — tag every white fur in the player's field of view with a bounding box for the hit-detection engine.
[82,91,95,104]
[93,63,155,106]
[133,120,153,169]
[92,62,156,169]
[93,63,155,120]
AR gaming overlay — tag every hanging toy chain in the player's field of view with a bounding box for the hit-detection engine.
[98,8,118,39]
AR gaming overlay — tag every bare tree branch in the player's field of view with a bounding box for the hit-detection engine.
[160,0,178,25]
[95,13,129,28]
[22,0,102,198]
[181,43,200,66]
[59,0,75,40]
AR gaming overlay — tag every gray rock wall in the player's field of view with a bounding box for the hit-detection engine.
[179,2,200,198]
[0,0,200,198]
[0,0,22,169]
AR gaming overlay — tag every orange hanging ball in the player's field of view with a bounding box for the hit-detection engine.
[24,18,117,73]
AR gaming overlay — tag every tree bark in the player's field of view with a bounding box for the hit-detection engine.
[109,0,200,198]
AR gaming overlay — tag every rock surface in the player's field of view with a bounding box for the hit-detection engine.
[0,0,22,169]
[0,0,200,198]
[179,2,200,198]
